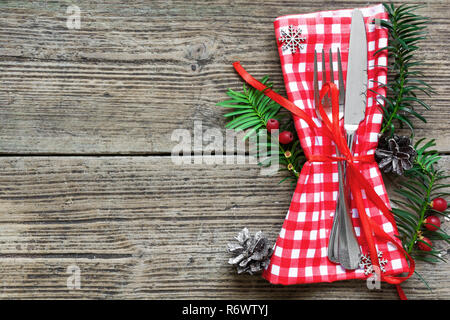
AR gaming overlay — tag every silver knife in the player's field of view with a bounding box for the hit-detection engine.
[344,9,368,144]
[338,9,367,270]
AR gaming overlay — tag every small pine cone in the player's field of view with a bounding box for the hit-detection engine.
[227,228,273,275]
[375,135,417,175]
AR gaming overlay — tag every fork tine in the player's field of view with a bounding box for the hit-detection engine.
[313,50,319,109]
[337,48,345,106]
[322,49,330,106]
[321,49,327,86]
[329,48,334,83]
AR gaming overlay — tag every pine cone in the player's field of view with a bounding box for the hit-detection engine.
[227,228,273,275]
[375,135,417,175]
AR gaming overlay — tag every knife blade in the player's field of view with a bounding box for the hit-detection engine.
[337,8,367,270]
[344,9,368,135]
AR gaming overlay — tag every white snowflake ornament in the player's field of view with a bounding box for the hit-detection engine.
[278,25,306,54]
[359,251,388,276]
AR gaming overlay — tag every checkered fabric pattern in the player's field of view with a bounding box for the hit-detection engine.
[262,4,410,285]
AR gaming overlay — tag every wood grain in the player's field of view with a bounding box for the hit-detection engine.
[0,0,449,154]
[0,0,448,300]
[0,156,448,299]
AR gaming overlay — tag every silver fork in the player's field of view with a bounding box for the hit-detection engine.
[313,49,360,269]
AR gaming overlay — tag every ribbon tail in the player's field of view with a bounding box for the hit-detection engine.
[348,165,415,287]
[349,163,396,226]
[396,284,407,300]
[369,218,415,284]
[348,168,380,268]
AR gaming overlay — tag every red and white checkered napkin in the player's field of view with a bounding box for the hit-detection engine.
[262,4,410,285]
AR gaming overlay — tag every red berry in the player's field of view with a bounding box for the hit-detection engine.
[417,237,432,252]
[431,197,447,212]
[424,216,441,231]
[279,131,294,144]
[266,119,279,133]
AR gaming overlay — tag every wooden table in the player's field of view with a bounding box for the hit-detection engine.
[0,0,448,299]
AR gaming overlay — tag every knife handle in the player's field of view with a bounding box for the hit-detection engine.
[328,146,344,264]
[337,131,361,270]
[337,178,361,269]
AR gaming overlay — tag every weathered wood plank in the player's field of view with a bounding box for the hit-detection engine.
[0,156,448,299]
[0,0,448,301]
[0,0,449,153]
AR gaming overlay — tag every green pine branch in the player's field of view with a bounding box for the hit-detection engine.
[391,139,449,264]
[376,3,448,290]
[375,3,435,137]
[217,76,304,183]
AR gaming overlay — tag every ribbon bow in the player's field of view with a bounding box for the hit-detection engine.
[233,62,415,300]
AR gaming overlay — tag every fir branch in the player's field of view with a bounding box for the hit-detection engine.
[391,139,449,261]
[217,77,304,182]
[376,3,435,137]
[377,4,448,291]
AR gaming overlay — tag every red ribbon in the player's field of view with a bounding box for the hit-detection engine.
[233,61,414,299]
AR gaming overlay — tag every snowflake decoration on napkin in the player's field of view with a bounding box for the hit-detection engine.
[278,25,306,53]
[359,251,388,276]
